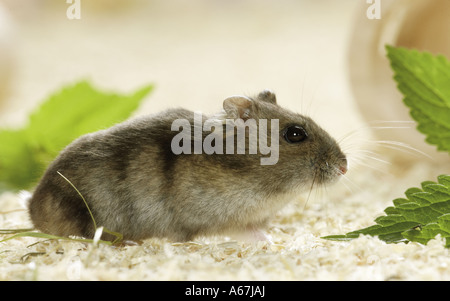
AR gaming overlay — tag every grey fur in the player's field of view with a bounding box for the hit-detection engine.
[28,90,347,242]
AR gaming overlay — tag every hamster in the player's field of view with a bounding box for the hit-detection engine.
[28,90,348,242]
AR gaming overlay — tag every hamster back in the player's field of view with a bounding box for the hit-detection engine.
[28,91,347,242]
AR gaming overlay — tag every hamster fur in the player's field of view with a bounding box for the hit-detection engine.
[28,90,347,242]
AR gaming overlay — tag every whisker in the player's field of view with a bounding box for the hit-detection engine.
[335,121,433,180]
[339,173,363,194]
[368,140,432,159]
[347,154,390,175]
[300,73,308,115]
[336,127,370,146]
[369,120,415,126]
[337,121,414,145]
[304,170,318,210]
[299,121,424,213]
[337,120,426,153]
[329,163,363,194]
[349,149,392,166]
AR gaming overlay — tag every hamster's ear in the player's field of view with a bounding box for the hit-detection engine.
[257,90,277,104]
[223,96,253,120]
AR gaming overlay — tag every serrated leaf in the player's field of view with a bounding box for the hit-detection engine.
[323,46,450,248]
[375,214,405,226]
[392,198,409,206]
[0,81,153,191]
[438,175,450,187]
[423,183,450,195]
[322,175,450,247]
[0,129,43,190]
[386,45,450,153]
[405,187,422,198]
[437,214,450,232]
[384,206,399,215]
[401,223,444,245]
[26,81,153,159]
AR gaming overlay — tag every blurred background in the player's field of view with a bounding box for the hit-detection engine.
[0,0,449,161]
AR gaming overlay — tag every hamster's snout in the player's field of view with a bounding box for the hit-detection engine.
[339,158,348,175]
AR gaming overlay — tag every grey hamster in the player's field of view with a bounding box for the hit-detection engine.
[28,90,347,242]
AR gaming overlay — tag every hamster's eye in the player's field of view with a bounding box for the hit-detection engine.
[284,125,308,143]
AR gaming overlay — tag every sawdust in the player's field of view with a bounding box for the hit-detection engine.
[1,161,450,281]
[1,0,450,281]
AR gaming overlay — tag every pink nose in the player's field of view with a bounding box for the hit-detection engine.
[339,160,348,175]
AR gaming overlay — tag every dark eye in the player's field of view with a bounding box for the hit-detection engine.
[284,125,308,143]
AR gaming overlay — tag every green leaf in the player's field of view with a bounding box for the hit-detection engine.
[386,45,450,153]
[0,81,153,191]
[0,129,43,190]
[25,81,153,160]
[322,175,450,246]
[323,47,450,248]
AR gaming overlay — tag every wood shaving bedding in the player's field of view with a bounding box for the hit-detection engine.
[1,162,450,281]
